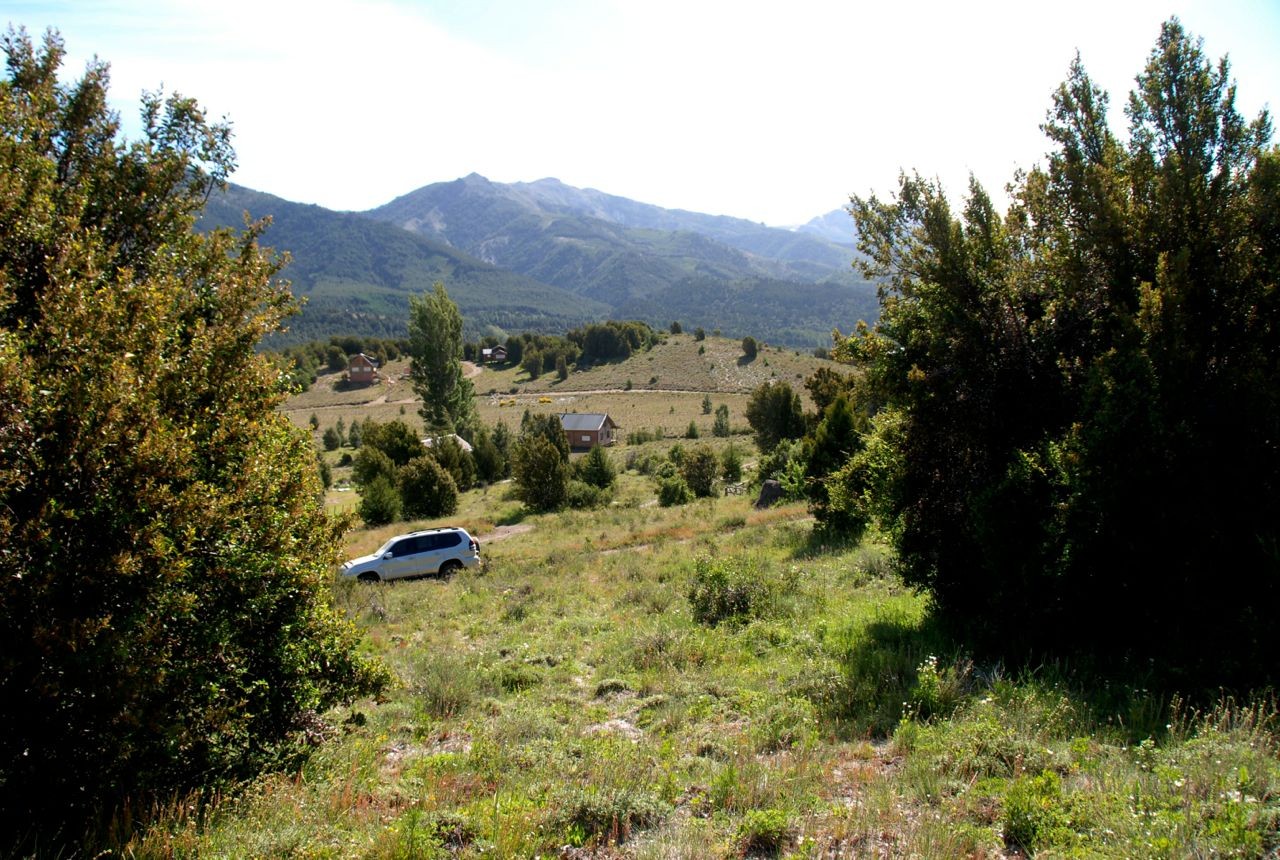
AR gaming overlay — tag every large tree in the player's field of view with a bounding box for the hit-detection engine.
[0,29,385,841]
[409,281,477,436]
[842,19,1278,682]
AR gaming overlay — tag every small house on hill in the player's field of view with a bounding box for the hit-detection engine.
[480,346,508,364]
[560,413,618,449]
[348,353,380,386]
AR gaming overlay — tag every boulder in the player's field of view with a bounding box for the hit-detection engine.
[755,479,784,509]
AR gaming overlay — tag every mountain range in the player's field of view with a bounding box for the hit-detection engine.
[200,175,876,347]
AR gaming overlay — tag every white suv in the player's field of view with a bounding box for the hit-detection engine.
[341,527,481,582]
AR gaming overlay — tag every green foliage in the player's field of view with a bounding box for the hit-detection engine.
[548,786,668,846]
[409,282,477,435]
[844,20,1280,679]
[512,433,569,512]
[427,435,476,491]
[565,479,611,510]
[575,444,616,490]
[0,28,385,840]
[736,808,793,855]
[687,556,775,625]
[359,475,402,525]
[744,381,805,453]
[398,455,459,519]
[322,425,341,451]
[679,444,719,498]
[684,420,699,439]
[657,474,693,507]
[701,393,712,414]
[721,443,743,483]
[741,335,758,360]
[359,419,425,467]
[471,426,506,483]
[712,403,731,437]
[804,395,865,534]
[756,439,807,502]
[352,446,397,488]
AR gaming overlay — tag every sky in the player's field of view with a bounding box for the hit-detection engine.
[5,0,1279,227]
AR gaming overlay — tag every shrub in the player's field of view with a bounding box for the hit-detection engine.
[721,444,743,483]
[398,456,459,519]
[658,475,694,507]
[352,446,397,488]
[687,556,773,625]
[550,786,668,845]
[712,404,731,437]
[736,808,792,855]
[741,336,758,360]
[680,444,719,498]
[685,420,699,439]
[576,444,616,489]
[512,434,569,512]
[359,475,402,525]
[322,426,341,451]
[566,479,611,510]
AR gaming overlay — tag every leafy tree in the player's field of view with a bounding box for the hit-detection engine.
[694,327,706,341]
[658,474,694,507]
[512,434,570,512]
[804,366,856,415]
[744,381,805,453]
[326,344,348,372]
[428,435,476,491]
[409,281,476,435]
[702,394,713,414]
[804,396,863,533]
[555,352,569,381]
[352,445,397,488]
[681,445,719,498]
[721,443,743,483]
[359,474,402,525]
[741,336,758,360]
[360,419,426,467]
[712,404,731,437]
[844,19,1279,680]
[490,420,513,478]
[347,418,363,448]
[685,420,700,439]
[398,455,458,519]
[471,425,505,484]
[670,320,682,334]
[322,426,341,451]
[521,413,571,462]
[576,444,616,490]
[0,29,384,840]
[522,349,542,379]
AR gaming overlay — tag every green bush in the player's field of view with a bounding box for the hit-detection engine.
[657,475,694,507]
[680,444,719,498]
[566,479,611,509]
[736,807,792,856]
[576,444,616,489]
[398,456,458,519]
[359,475,403,525]
[687,556,774,625]
[0,32,386,840]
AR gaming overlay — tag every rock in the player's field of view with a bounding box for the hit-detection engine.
[755,479,784,509]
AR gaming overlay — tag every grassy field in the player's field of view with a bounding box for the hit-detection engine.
[119,464,1280,857]
[155,350,1280,857]
[282,335,840,445]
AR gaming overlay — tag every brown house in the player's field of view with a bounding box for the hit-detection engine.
[560,413,618,449]
[348,353,380,386]
[480,345,508,364]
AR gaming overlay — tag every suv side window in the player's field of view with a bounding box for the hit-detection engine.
[440,532,462,548]
[389,537,421,557]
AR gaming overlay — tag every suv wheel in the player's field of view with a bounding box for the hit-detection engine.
[357,572,381,583]
[438,560,462,578]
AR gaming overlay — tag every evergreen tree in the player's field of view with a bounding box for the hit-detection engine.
[409,282,476,436]
[843,19,1279,680]
[0,29,384,839]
